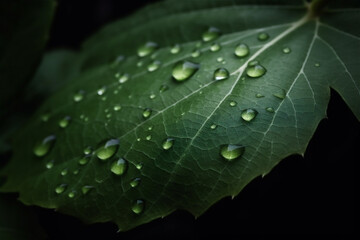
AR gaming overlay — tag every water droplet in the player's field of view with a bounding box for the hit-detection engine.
[116,73,130,84]
[114,104,121,111]
[142,108,152,118]
[266,107,275,113]
[229,101,237,107]
[83,146,92,155]
[234,43,249,58]
[217,57,224,63]
[135,162,143,170]
[110,158,128,176]
[273,89,286,99]
[55,184,67,194]
[68,191,76,198]
[213,68,229,81]
[106,113,112,119]
[137,42,158,57]
[137,61,143,67]
[258,32,269,41]
[97,86,106,96]
[246,63,266,78]
[159,84,169,93]
[220,144,245,161]
[73,90,85,102]
[81,185,94,195]
[315,63,320,67]
[73,169,79,175]
[61,168,68,176]
[162,138,174,150]
[255,93,264,98]
[58,116,71,128]
[202,27,221,42]
[210,43,221,52]
[282,47,291,54]
[191,49,201,58]
[210,124,217,130]
[95,139,120,161]
[170,44,181,54]
[41,113,50,122]
[46,160,54,169]
[147,60,161,72]
[131,199,145,214]
[130,177,141,188]
[172,60,200,82]
[148,126,153,131]
[136,138,141,142]
[33,135,56,157]
[78,155,91,165]
[149,94,156,99]
[241,109,258,122]
[146,135,152,140]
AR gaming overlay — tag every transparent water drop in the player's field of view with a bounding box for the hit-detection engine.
[217,57,224,63]
[61,168,68,176]
[170,44,181,54]
[33,135,56,157]
[143,108,152,118]
[78,155,91,165]
[266,107,275,113]
[273,89,286,99]
[55,184,67,194]
[97,86,106,96]
[73,90,85,102]
[147,60,161,72]
[131,199,145,214]
[172,60,200,82]
[159,84,169,93]
[136,138,141,142]
[114,104,121,111]
[255,93,264,98]
[234,43,249,58]
[83,146,92,155]
[81,185,94,195]
[210,43,221,52]
[220,144,245,161]
[137,42,158,57]
[116,73,130,84]
[46,160,54,169]
[213,68,229,81]
[246,63,266,78]
[202,27,221,42]
[137,61,143,67]
[315,63,320,67]
[146,135,152,140]
[229,101,237,107]
[241,109,258,122]
[162,138,174,150]
[191,49,201,58]
[149,94,156,99]
[41,113,50,122]
[148,126,153,131]
[258,32,269,41]
[95,139,120,161]
[106,113,112,119]
[59,116,71,128]
[210,124,217,130]
[73,169,79,175]
[110,158,128,176]
[68,191,76,198]
[130,177,141,188]
[282,47,291,54]
[135,162,143,170]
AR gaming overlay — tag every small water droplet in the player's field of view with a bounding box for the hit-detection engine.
[258,32,269,41]
[220,144,245,161]
[149,94,156,99]
[33,135,56,157]
[213,68,229,81]
[146,135,152,140]
[148,126,153,131]
[282,47,291,54]
[95,139,120,161]
[170,44,181,54]
[210,124,217,130]
[172,60,200,82]
[210,43,221,52]
[266,107,275,113]
[68,191,76,198]
[136,138,141,142]
[229,101,237,107]
[116,73,130,84]
[255,93,264,98]
[191,49,201,58]
[46,160,54,169]
[113,90,119,95]
[241,109,258,122]
[273,89,286,99]
[114,104,121,111]
[162,138,174,150]
[159,84,169,93]
[315,63,320,67]
[58,116,71,128]
[202,27,221,42]
[110,158,128,176]
[137,61,143,67]
[246,63,266,78]
[61,168,68,176]
[83,146,92,155]
[142,108,152,118]
[97,86,106,96]
[41,113,50,122]
[73,90,85,102]
[130,177,141,188]
[234,43,249,58]
[81,185,94,195]
[147,60,161,72]
[137,42,158,57]
[73,169,79,175]
[78,155,91,165]
[106,113,112,119]
[135,162,143,170]
[131,199,145,214]
[216,57,224,63]
[55,184,67,194]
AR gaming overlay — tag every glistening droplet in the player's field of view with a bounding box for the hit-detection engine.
[172,61,200,82]
[110,158,128,176]
[170,44,181,54]
[246,63,266,78]
[234,43,249,58]
[95,139,120,161]
[258,32,269,41]
[147,60,161,72]
[143,108,152,118]
[210,43,221,52]
[213,68,229,81]
[241,109,258,122]
[220,144,245,161]
[282,47,291,54]
[81,185,94,195]
[137,42,158,57]
[162,138,174,150]
[59,116,71,128]
[130,177,141,188]
[131,199,145,214]
[55,184,67,194]
[202,27,221,42]
[33,135,56,157]
[73,90,85,102]
[273,89,286,100]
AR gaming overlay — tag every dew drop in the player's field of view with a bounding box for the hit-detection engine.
[114,104,122,111]
[61,168,68,176]
[147,60,161,72]
[148,126,153,131]
[255,93,264,98]
[59,116,71,128]
[146,135,152,140]
[229,101,237,107]
[41,113,50,122]
[137,42,158,57]
[46,160,54,169]
[110,158,128,176]
[191,49,201,58]
[68,191,76,198]
[258,32,269,41]
[315,63,320,67]
[142,108,152,118]
[202,27,221,42]
[83,146,92,155]
[273,89,286,100]
[213,68,229,81]
[216,57,224,63]
[210,43,221,52]
[266,107,275,113]
[97,86,106,96]
[131,199,145,214]
[234,43,249,58]
[78,155,91,165]
[116,73,130,84]
[95,139,120,161]
[220,144,245,161]
[130,177,141,188]
[55,184,67,194]
[137,61,143,67]
[282,47,291,54]
[210,124,217,130]
[81,185,94,195]
[170,44,181,54]
[137,138,141,142]
[135,162,143,170]
[246,63,266,78]
[162,138,174,150]
[33,135,56,157]
[73,90,85,102]
[241,109,258,122]
[172,60,200,82]
[159,84,169,93]
[149,94,156,99]
[73,169,80,175]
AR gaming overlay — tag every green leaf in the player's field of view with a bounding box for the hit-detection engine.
[0,0,55,118]
[1,0,359,231]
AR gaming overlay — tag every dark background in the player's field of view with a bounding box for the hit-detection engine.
[30,0,356,237]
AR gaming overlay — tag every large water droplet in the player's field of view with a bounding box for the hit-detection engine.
[241,109,258,122]
[33,135,56,157]
[202,27,221,42]
[97,86,106,96]
[95,139,119,161]
[213,68,229,81]
[130,177,141,188]
[220,144,245,161]
[110,158,128,176]
[147,60,161,72]
[59,116,71,128]
[273,89,286,100]
[162,138,174,150]
[172,61,200,82]
[191,49,201,58]
[246,63,266,78]
[210,43,221,52]
[234,43,249,58]
[282,47,291,54]
[142,108,152,118]
[81,185,94,195]
[73,90,85,102]
[258,32,269,41]
[170,44,181,54]
[55,184,67,194]
[131,199,145,214]
[137,42,158,57]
